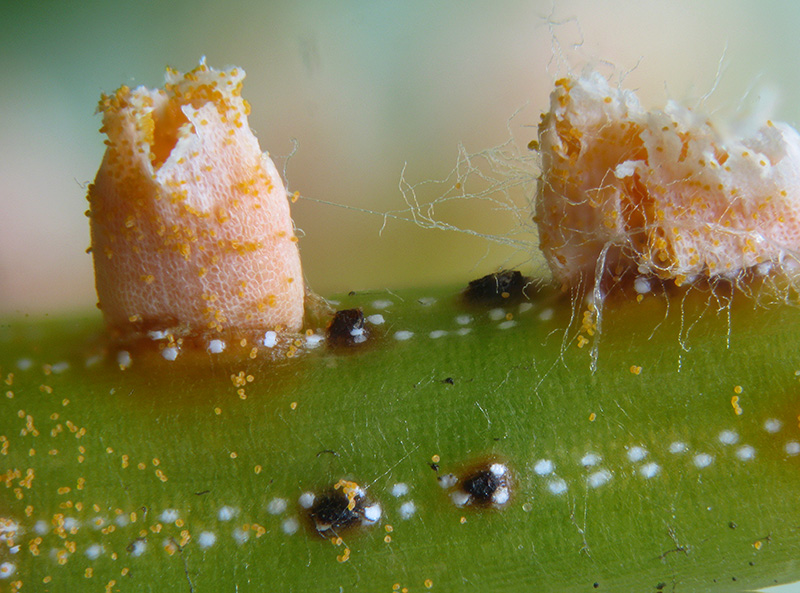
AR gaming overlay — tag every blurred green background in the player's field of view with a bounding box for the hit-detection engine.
[2,0,799,314]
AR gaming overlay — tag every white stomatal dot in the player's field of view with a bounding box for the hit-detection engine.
[282,517,299,535]
[587,469,612,489]
[391,483,409,497]
[488,308,506,321]
[581,453,601,467]
[547,478,568,495]
[399,501,417,519]
[450,491,471,507]
[207,339,226,354]
[159,509,179,523]
[639,462,660,479]
[718,430,739,445]
[266,498,287,515]
[262,331,278,348]
[362,504,382,524]
[533,459,555,476]
[668,442,688,454]
[298,492,315,509]
[492,486,510,506]
[233,528,250,545]
[198,531,216,549]
[217,506,237,521]
[438,474,458,489]
[626,446,648,463]
[693,453,714,469]
[736,445,756,461]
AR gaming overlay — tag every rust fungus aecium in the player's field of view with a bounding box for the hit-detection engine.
[87,60,304,343]
[536,71,800,291]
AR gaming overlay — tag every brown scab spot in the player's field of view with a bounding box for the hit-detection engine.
[306,479,381,538]
[439,458,513,509]
[326,309,369,348]
[463,270,534,305]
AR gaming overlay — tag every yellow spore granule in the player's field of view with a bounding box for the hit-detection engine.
[87,59,304,339]
[536,70,800,290]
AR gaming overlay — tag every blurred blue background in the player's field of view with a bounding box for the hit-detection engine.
[2,0,799,314]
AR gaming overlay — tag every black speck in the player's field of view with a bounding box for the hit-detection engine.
[593,583,599,589]
[442,377,455,385]
[326,309,369,348]
[463,469,500,503]
[429,462,440,472]
[748,562,754,567]
[732,577,737,582]
[310,492,359,534]
[655,584,665,591]
[728,521,737,529]
[463,270,534,305]
[193,490,210,496]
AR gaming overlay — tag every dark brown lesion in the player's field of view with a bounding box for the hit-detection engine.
[438,456,513,509]
[325,308,371,350]
[303,480,381,539]
[462,270,537,306]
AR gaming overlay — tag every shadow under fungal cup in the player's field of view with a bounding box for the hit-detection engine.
[87,59,305,346]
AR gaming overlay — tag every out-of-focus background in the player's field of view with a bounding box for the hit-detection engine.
[2,0,799,315]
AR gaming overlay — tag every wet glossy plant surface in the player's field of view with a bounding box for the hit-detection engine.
[2,285,800,592]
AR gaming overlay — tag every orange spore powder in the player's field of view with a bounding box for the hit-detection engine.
[87,60,304,337]
[536,70,800,289]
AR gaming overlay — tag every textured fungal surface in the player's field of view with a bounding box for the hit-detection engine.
[87,60,304,341]
[536,70,800,290]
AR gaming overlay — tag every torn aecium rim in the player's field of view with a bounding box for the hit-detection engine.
[87,59,305,346]
[536,69,800,293]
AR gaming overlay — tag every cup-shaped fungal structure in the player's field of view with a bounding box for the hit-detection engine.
[87,60,304,343]
[536,70,800,291]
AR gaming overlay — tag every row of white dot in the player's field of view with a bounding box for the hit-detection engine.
[531,430,796,495]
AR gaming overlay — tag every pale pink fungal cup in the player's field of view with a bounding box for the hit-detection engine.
[536,70,800,292]
[87,60,304,342]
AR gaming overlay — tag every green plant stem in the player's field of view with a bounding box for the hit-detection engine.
[1,285,800,592]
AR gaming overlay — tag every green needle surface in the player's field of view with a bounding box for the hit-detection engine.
[2,285,800,592]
